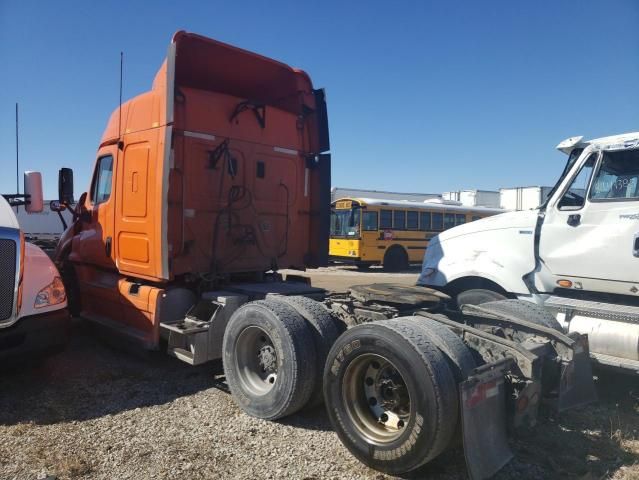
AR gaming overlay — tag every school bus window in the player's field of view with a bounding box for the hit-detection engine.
[406,211,418,230]
[362,211,378,231]
[456,214,466,225]
[393,210,406,230]
[419,212,431,231]
[472,215,482,221]
[380,209,393,229]
[432,212,443,231]
[444,213,456,229]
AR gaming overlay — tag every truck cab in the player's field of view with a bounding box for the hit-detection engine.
[54,31,330,350]
[0,173,69,361]
[419,132,639,373]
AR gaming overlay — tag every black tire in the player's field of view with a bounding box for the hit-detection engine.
[480,299,562,331]
[456,288,506,307]
[402,316,477,383]
[223,300,317,420]
[272,296,340,408]
[323,319,458,475]
[61,260,81,317]
[383,246,409,272]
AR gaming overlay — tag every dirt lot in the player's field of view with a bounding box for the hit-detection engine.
[1,266,638,480]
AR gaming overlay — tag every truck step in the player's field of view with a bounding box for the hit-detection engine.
[168,347,196,365]
[160,319,210,335]
[160,318,211,366]
[545,295,639,324]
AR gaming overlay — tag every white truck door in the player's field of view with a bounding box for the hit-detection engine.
[539,148,639,293]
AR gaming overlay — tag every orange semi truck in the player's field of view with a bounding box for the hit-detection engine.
[51,32,596,480]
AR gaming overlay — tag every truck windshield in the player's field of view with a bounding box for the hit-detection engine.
[330,208,361,238]
[541,147,584,209]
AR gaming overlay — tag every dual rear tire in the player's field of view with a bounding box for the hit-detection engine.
[323,317,475,474]
[223,298,475,475]
[222,297,339,420]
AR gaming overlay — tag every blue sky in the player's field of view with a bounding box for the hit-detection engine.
[1,1,638,199]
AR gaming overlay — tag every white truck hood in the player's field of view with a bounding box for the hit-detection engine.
[434,210,540,244]
[419,209,540,292]
[0,196,19,229]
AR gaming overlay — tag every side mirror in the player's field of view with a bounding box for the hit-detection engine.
[50,200,66,212]
[24,171,44,213]
[58,168,74,204]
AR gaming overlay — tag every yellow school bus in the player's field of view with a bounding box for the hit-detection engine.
[329,197,502,271]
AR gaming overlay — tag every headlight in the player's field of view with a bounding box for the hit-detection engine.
[34,277,66,308]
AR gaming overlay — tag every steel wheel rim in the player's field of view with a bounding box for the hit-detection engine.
[342,353,412,445]
[235,326,278,396]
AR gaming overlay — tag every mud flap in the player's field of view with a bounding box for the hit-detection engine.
[558,335,597,411]
[461,366,513,480]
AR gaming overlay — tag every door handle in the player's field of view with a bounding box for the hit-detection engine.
[567,214,581,227]
[105,236,112,257]
[634,233,639,258]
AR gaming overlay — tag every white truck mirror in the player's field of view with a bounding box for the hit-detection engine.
[24,171,44,213]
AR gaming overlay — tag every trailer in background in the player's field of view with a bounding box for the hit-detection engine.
[499,186,553,210]
[15,200,73,237]
[443,189,500,208]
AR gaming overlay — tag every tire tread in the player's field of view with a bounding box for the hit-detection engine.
[273,296,340,408]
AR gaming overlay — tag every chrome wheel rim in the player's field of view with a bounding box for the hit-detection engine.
[235,326,278,396]
[342,353,412,445]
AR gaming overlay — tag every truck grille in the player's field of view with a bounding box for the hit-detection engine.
[0,239,17,321]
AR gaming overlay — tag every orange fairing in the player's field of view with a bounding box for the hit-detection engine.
[97,31,329,283]
[171,31,314,116]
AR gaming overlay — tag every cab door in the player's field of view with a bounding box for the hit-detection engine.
[539,147,639,294]
[74,147,117,270]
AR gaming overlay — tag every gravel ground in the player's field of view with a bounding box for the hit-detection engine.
[1,267,638,480]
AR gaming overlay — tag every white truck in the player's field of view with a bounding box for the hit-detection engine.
[0,173,69,361]
[419,131,639,373]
